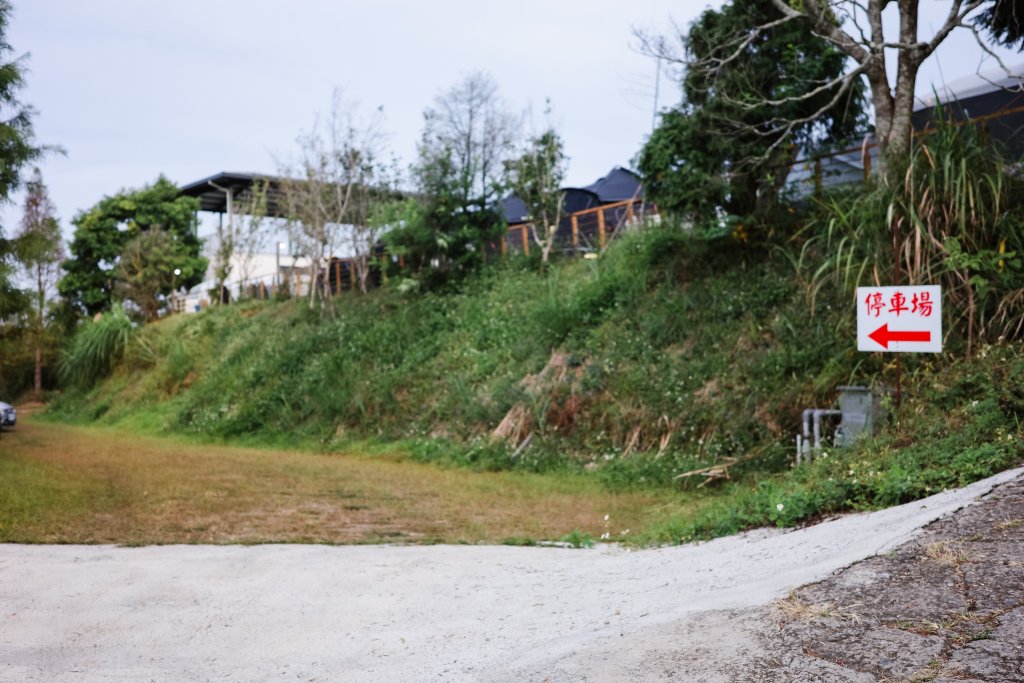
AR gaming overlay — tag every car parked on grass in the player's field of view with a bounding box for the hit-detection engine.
[0,401,16,428]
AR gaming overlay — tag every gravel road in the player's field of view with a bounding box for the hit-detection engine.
[2,467,1020,682]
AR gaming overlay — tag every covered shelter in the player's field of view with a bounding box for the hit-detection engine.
[178,171,289,220]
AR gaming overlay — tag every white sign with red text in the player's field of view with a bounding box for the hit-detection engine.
[857,285,942,353]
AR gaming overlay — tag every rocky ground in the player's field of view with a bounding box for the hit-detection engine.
[528,474,1024,682]
[768,473,1024,682]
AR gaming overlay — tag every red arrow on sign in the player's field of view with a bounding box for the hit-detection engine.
[868,323,932,349]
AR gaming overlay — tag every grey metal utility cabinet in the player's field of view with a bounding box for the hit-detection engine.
[834,385,882,447]
[795,385,885,464]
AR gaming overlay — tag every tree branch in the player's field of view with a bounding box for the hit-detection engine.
[717,62,868,110]
[771,0,872,64]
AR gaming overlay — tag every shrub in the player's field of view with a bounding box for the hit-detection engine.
[58,305,133,388]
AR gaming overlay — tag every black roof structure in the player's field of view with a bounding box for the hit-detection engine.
[182,167,643,226]
[578,167,644,203]
[179,171,410,219]
[502,194,529,224]
[501,167,643,225]
[178,172,288,217]
[502,188,601,225]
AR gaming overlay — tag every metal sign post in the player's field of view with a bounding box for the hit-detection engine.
[857,285,942,406]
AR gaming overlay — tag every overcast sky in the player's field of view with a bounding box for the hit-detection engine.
[3,0,1021,243]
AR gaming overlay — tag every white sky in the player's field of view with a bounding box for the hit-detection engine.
[2,0,1020,243]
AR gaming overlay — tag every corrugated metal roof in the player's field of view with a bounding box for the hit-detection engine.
[915,62,1024,110]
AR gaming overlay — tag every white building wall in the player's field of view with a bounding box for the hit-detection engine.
[179,248,312,313]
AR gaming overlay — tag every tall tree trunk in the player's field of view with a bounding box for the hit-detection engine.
[34,265,45,399]
[867,61,896,182]
[33,346,42,399]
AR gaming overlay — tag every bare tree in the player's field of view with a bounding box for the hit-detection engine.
[508,126,566,265]
[641,1,1021,182]
[15,168,63,398]
[421,72,520,210]
[278,91,391,304]
[342,146,398,294]
[212,213,234,303]
[387,72,521,285]
[233,178,272,295]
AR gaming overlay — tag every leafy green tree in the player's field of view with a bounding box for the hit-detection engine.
[508,128,567,265]
[0,1,54,397]
[114,229,186,322]
[59,176,206,315]
[0,226,28,398]
[388,73,519,288]
[0,0,45,209]
[0,230,26,319]
[637,0,866,224]
[977,0,1024,47]
[14,168,62,397]
[1,0,45,321]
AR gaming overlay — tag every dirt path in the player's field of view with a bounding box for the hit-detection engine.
[1,468,1019,682]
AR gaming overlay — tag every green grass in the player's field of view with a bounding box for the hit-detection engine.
[44,224,1024,545]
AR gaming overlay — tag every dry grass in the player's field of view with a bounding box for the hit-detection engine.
[0,417,674,545]
[994,517,1023,531]
[774,592,863,624]
[923,540,972,567]
[893,660,964,683]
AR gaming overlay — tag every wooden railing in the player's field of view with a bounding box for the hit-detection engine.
[500,197,655,257]
[783,101,1024,199]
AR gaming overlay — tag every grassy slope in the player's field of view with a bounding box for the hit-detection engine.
[48,228,1024,543]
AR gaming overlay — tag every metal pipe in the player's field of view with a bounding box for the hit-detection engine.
[802,409,815,439]
[813,409,842,451]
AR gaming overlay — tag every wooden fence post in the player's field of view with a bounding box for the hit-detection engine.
[597,208,606,251]
[571,214,579,255]
[521,225,530,256]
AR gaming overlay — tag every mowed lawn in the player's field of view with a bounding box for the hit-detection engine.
[0,417,677,545]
